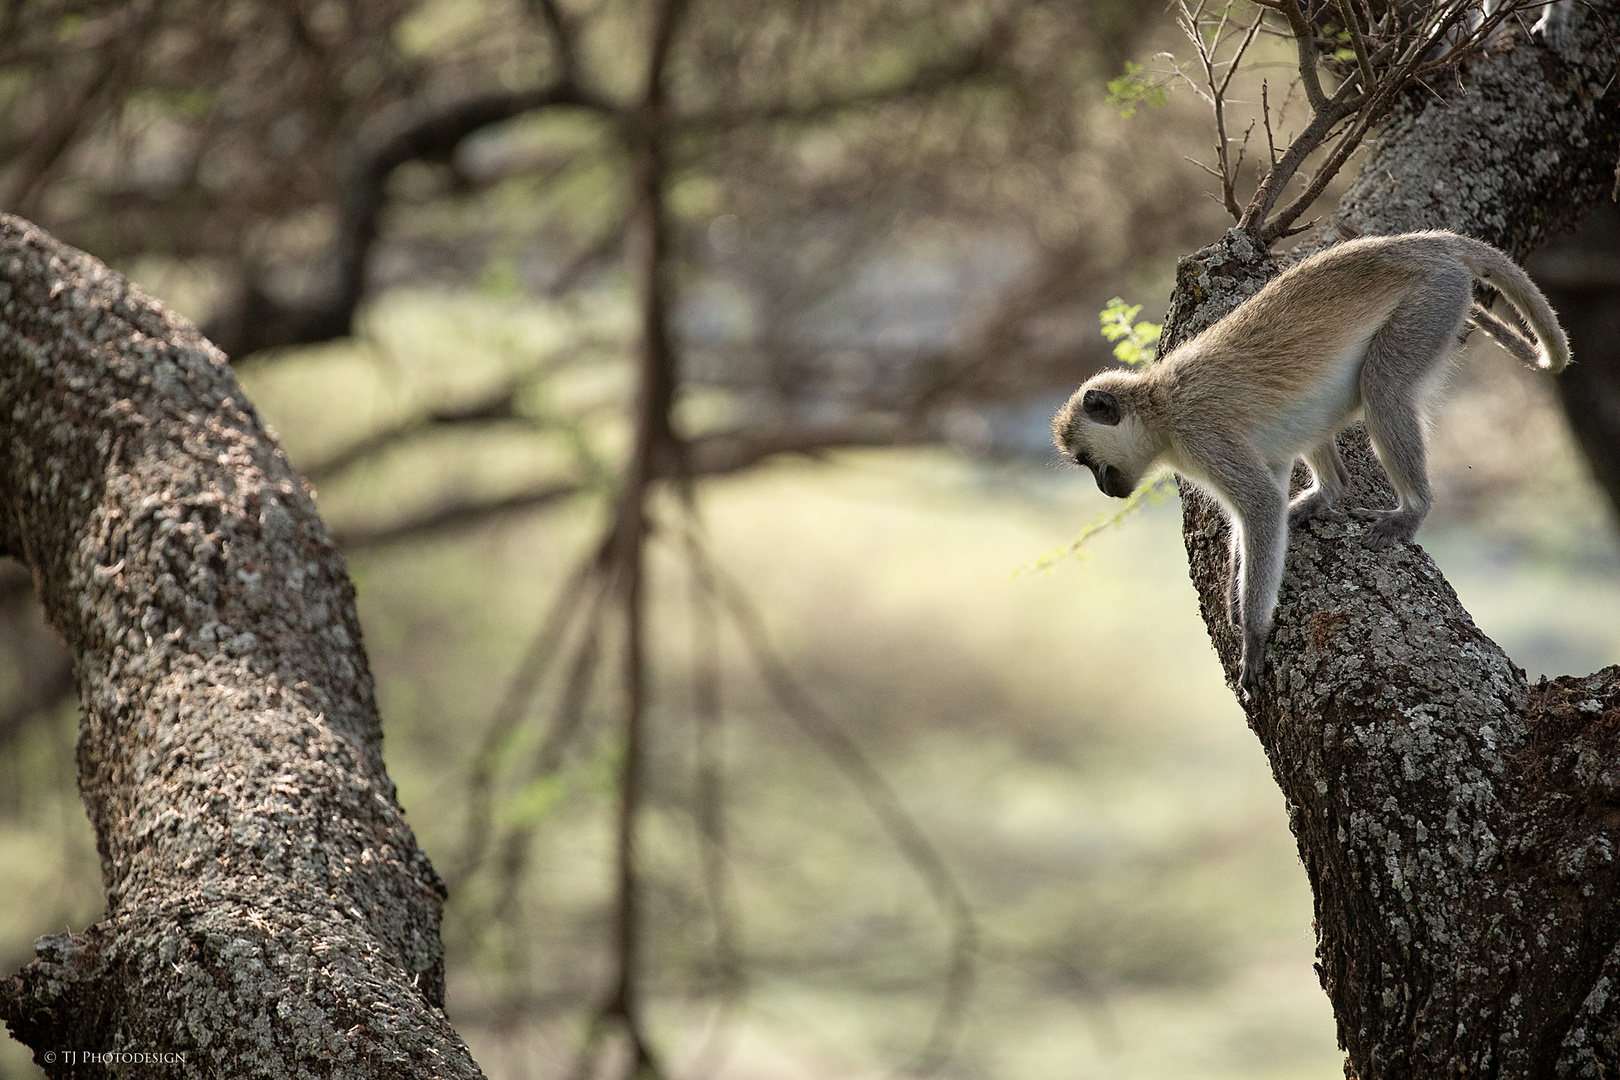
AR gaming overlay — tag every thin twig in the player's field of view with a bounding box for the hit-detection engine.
[527,0,580,84]
[1255,0,1328,109]
[1337,0,1378,94]
[1262,80,1278,168]
[674,502,744,1080]
[301,386,526,485]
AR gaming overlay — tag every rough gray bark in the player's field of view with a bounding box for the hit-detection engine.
[1164,9,1620,1078]
[0,215,483,1077]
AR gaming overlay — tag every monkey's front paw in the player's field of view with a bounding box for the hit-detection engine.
[1239,650,1263,700]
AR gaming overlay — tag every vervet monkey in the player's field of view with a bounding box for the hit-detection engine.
[1052,231,1569,698]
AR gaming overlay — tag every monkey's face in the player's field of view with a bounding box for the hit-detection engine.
[1053,384,1147,499]
[1083,457,1135,498]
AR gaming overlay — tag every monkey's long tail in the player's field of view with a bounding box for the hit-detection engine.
[1453,235,1571,372]
[1468,304,1539,365]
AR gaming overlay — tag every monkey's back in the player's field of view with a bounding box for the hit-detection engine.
[1149,234,1459,458]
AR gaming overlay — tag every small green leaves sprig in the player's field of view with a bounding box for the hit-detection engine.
[1105,61,1171,119]
[1098,297,1162,367]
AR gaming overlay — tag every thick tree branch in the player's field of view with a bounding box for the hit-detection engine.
[0,215,482,1078]
[1163,6,1620,1075]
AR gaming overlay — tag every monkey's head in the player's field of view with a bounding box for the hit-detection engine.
[1052,371,1156,499]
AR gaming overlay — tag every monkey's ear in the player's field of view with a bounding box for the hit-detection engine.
[1082,389,1121,426]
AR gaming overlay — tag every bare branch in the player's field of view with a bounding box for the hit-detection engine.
[1258,104,1377,243]
[1262,80,1279,167]
[206,79,614,359]
[329,416,928,552]
[1249,0,1539,242]
[1338,0,1378,94]
[676,18,1008,133]
[1179,0,1270,221]
[331,479,588,551]
[1256,0,1328,109]
[677,503,744,1071]
[526,0,581,84]
[302,386,526,485]
[545,214,632,296]
[446,536,611,892]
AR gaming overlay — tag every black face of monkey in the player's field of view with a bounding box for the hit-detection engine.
[1068,449,1133,499]
[1055,384,1136,497]
[1093,463,1132,498]
[1067,388,1131,497]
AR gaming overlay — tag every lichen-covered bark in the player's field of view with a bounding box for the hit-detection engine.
[0,215,483,1077]
[1167,8,1620,1078]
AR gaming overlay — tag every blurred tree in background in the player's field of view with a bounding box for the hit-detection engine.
[0,3,1249,1076]
[0,0,1222,733]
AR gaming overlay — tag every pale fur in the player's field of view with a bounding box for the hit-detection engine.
[1052,230,1570,698]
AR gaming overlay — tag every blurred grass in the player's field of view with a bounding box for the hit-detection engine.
[334,442,1344,1079]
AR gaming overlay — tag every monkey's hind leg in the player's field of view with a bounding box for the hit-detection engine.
[1354,388,1432,549]
[1353,280,1466,549]
[1354,352,1445,544]
[1288,439,1350,528]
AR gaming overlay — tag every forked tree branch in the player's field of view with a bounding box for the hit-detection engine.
[1164,3,1620,1072]
[204,78,613,359]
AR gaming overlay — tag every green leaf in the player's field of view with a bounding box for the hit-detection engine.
[1099,297,1163,367]
[1106,61,1169,120]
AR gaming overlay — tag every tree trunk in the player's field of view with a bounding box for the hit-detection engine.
[1534,200,1620,524]
[0,215,483,1077]
[1166,9,1620,1078]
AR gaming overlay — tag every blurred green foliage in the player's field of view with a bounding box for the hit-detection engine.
[1099,297,1164,368]
[1106,61,1170,119]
